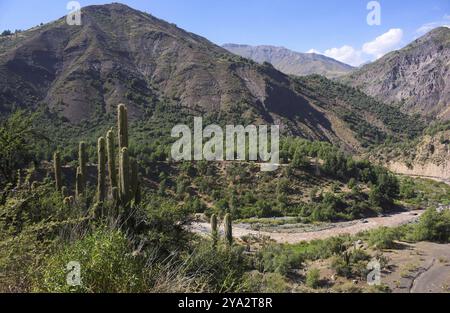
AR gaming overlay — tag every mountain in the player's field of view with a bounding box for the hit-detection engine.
[223,44,354,79]
[0,3,421,151]
[341,27,450,121]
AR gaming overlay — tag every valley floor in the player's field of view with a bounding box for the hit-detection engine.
[380,242,450,293]
[191,210,424,244]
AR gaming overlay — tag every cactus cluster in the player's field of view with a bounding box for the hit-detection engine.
[209,214,233,247]
[51,103,140,217]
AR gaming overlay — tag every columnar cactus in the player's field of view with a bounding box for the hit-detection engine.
[78,141,87,190]
[53,151,62,191]
[75,166,83,197]
[97,137,106,203]
[224,214,233,246]
[119,147,130,204]
[106,129,117,191]
[118,104,128,149]
[211,214,218,247]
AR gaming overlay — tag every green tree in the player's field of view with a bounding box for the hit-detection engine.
[0,111,47,186]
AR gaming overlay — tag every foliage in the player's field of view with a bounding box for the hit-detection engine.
[0,111,47,187]
[305,268,321,289]
[412,208,450,243]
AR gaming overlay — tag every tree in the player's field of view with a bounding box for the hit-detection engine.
[1,30,12,36]
[370,172,399,210]
[413,208,450,243]
[0,111,47,187]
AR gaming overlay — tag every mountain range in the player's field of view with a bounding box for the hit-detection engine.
[223,44,354,79]
[341,27,450,121]
[0,3,440,153]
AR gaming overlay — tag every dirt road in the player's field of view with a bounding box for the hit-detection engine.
[410,244,450,293]
[191,210,424,244]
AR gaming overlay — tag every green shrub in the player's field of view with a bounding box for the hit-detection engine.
[305,268,321,289]
[38,228,147,293]
[368,227,400,249]
[242,271,288,293]
[183,240,248,292]
[413,208,450,243]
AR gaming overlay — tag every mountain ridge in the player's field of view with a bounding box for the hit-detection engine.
[341,27,450,121]
[223,43,354,79]
[0,3,422,152]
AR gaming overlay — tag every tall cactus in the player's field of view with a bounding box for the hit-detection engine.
[118,104,128,149]
[119,147,130,204]
[224,214,233,246]
[106,129,117,192]
[53,151,62,191]
[97,137,106,203]
[75,166,83,197]
[211,214,218,248]
[78,141,87,191]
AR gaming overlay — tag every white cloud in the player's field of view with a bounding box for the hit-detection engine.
[416,15,450,36]
[306,48,321,54]
[323,45,364,66]
[362,28,403,59]
[416,21,450,36]
[309,28,404,67]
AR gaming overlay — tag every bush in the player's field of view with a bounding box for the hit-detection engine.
[413,208,450,243]
[331,249,370,279]
[256,244,303,275]
[242,271,288,293]
[368,227,400,249]
[38,228,147,293]
[183,240,248,292]
[305,268,321,289]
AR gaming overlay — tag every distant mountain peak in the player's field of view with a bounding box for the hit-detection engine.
[222,44,354,79]
[341,26,450,120]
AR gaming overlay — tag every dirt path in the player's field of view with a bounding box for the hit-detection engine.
[410,244,450,293]
[382,242,450,293]
[191,210,424,244]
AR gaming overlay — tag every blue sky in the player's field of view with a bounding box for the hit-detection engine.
[0,0,449,66]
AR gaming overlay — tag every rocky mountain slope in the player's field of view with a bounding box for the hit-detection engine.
[341,27,450,121]
[0,3,421,151]
[223,44,354,79]
[374,128,450,182]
